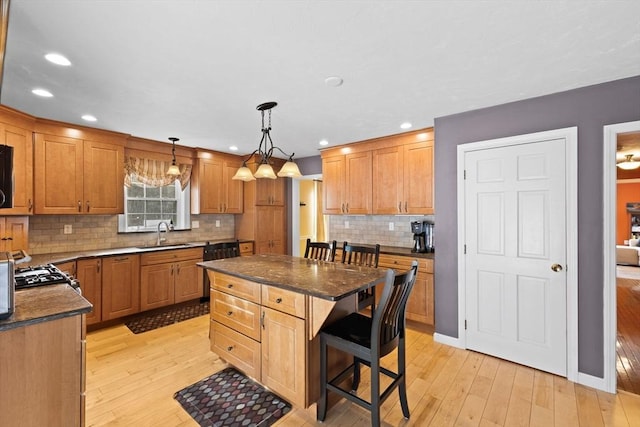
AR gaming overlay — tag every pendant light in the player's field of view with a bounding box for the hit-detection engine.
[232,102,302,181]
[617,154,640,170]
[167,137,181,176]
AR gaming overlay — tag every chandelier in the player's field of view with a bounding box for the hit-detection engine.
[617,154,640,170]
[232,102,302,181]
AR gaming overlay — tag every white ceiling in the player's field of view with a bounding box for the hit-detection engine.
[2,1,639,159]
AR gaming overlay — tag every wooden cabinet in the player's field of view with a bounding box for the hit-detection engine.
[33,133,125,214]
[322,151,372,214]
[76,258,102,325]
[140,247,203,311]
[54,260,76,277]
[0,216,28,252]
[101,254,140,320]
[372,140,434,214]
[209,272,308,407]
[192,152,244,214]
[236,159,287,254]
[239,241,254,256]
[321,128,434,215]
[378,254,434,325]
[0,123,34,214]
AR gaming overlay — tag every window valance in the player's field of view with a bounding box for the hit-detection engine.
[124,156,192,190]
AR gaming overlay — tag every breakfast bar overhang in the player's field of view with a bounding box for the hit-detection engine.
[198,254,389,408]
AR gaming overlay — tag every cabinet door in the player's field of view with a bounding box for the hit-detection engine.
[224,159,244,213]
[0,217,29,251]
[102,255,140,320]
[255,206,286,254]
[321,155,345,214]
[1,124,33,214]
[261,306,306,408]
[255,178,285,206]
[403,141,434,214]
[174,259,203,303]
[372,146,403,214]
[34,133,84,214]
[345,151,372,214]
[77,258,102,325]
[197,157,224,213]
[140,263,174,311]
[83,140,124,214]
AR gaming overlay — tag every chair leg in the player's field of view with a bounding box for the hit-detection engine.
[398,337,410,419]
[371,357,381,427]
[352,356,361,391]
[317,335,328,422]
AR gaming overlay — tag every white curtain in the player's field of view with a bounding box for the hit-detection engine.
[124,156,192,190]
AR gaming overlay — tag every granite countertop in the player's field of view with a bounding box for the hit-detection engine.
[0,284,93,332]
[199,254,389,301]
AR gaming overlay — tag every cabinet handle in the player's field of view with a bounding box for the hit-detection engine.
[114,257,128,262]
[171,265,174,275]
[227,346,234,352]
[261,310,265,329]
[177,264,181,275]
[341,203,345,213]
[224,203,227,212]
[404,201,408,212]
[86,201,90,212]
[28,199,33,212]
[227,311,233,316]
[97,260,101,273]
[227,284,233,289]
[275,297,282,304]
[346,203,349,212]
[78,200,82,212]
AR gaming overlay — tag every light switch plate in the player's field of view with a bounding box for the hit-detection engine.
[63,224,72,234]
[344,221,349,229]
[389,222,394,231]
[192,221,200,229]
[215,220,221,228]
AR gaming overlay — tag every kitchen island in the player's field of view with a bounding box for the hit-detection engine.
[198,254,389,408]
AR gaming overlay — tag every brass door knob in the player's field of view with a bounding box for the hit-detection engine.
[551,263,563,272]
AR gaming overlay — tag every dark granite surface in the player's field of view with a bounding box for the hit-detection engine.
[198,254,390,301]
[0,284,92,332]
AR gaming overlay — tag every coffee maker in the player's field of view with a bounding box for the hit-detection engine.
[411,220,434,253]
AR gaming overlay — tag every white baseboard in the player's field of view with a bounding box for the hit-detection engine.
[433,332,464,349]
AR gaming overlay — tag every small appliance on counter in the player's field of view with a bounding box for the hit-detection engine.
[411,220,435,253]
[0,252,15,320]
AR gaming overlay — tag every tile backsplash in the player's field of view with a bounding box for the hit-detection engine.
[28,214,235,254]
[327,214,435,249]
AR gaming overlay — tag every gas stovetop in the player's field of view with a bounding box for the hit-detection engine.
[14,264,75,290]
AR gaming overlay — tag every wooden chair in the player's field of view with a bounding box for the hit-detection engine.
[303,238,337,262]
[317,261,419,427]
[341,241,380,311]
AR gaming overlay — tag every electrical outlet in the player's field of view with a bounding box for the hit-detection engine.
[344,221,349,229]
[63,224,72,234]
[388,222,394,231]
[215,220,221,228]
[192,220,199,228]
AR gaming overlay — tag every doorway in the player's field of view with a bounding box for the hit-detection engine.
[604,121,640,394]
[290,174,324,257]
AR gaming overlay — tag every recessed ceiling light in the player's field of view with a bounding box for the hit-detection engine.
[229,145,238,151]
[400,122,412,129]
[81,114,97,122]
[32,88,53,97]
[319,139,329,146]
[324,76,343,87]
[45,53,71,66]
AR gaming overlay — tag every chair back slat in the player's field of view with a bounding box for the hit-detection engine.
[304,239,337,262]
[372,261,418,354]
[206,240,241,260]
[341,242,380,268]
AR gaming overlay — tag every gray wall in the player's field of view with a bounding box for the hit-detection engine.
[433,75,640,378]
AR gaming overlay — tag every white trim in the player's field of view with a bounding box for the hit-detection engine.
[456,127,579,383]
[433,332,464,348]
[603,120,640,394]
[290,174,323,257]
[578,372,609,393]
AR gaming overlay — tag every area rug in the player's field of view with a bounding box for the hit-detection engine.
[174,367,291,427]
[125,301,209,334]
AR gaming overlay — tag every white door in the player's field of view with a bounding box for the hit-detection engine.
[464,138,568,376]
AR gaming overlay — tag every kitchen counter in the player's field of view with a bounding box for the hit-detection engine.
[0,284,92,332]
[199,253,388,301]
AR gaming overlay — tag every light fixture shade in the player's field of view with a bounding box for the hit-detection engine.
[277,160,302,178]
[232,166,256,181]
[617,154,640,170]
[255,163,277,179]
[167,163,181,176]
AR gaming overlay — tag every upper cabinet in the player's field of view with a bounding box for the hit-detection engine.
[191,151,244,214]
[321,128,434,215]
[34,133,125,214]
[0,107,36,215]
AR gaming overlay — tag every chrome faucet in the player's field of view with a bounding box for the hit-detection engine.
[157,221,172,246]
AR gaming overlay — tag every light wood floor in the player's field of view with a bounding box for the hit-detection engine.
[85,315,640,427]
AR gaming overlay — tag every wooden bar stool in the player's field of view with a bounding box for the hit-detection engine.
[303,238,337,262]
[341,242,380,311]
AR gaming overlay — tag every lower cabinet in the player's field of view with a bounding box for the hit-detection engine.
[76,258,102,325]
[101,254,140,321]
[209,271,307,407]
[378,254,434,325]
[140,247,203,311]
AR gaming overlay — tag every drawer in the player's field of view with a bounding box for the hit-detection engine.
[212,271,261,303]
[378,254,433,274]
[239,242,254,256]
[211,320,261,379]
[141,247,203,265]
[261,285,306,318]
[211,290,261,341]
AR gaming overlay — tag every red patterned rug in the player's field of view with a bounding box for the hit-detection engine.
[174,367,290,426]
[125,301,209,334]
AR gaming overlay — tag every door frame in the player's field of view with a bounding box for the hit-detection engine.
[456,127,579,384]
[603,120,640,393]
[290,173,322,257]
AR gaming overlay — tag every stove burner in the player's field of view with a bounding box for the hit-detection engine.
[14,264,78,291]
